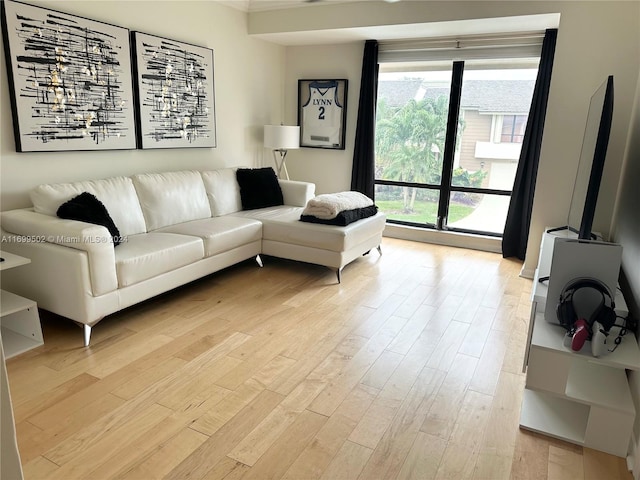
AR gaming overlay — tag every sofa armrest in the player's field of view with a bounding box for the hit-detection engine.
[279,180,315,207]
[1,209,118,296]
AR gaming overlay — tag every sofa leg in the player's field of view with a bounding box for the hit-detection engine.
[363,245,382,257]
[336,268,343,284]
[83,325,92,347]
[255,255,263,267]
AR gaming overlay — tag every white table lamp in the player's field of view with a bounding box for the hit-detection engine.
[264,125,300,180]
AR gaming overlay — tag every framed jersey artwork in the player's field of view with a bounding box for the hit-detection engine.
[298,79,347,150]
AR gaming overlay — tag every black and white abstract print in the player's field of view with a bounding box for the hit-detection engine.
[2,1,136,151]
[133,32,216,149]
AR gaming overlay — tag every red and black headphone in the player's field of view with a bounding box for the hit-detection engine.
[556,277,617,352]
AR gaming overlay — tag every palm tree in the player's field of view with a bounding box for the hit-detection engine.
[376,95,449,212]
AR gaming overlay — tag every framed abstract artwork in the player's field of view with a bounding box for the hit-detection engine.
[1,0,137,152]
[131,32,216,149]
[298,79,347,150]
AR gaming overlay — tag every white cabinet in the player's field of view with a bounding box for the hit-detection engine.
[1,341,24,479]
[520,229,640,458]
[0,251,43,359]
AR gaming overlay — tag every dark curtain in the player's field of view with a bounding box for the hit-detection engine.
[502,28,558,260]
[351,40,379,199]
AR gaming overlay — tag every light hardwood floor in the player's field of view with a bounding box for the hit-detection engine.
[5,237,633,480]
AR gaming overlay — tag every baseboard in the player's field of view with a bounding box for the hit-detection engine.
[520,265,536,279]
[383,224,502,254]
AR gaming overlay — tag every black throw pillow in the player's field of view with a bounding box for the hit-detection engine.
[56,192,122,246]
[236,167,284,210]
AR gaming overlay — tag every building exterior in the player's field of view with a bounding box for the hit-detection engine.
[377,78,535,190]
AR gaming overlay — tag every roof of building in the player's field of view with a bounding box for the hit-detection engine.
[378,79,535,113]
[377,79,425,107]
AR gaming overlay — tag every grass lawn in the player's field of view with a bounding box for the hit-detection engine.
[376,199,475,224]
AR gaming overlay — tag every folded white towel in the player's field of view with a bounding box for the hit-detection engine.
[302,191,373,220]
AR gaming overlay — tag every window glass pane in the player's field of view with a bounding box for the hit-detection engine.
[375,67,451,185]
[452,65,538,190]
[501,115,527,143]
[446,192,511,234]
[375,184,439,225]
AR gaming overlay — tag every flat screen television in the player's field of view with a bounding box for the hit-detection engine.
[565,75,615,240]
[548,76,614,240]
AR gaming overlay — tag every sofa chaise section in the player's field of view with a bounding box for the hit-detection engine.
[232,206,386,283]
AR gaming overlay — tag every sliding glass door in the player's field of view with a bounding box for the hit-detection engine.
[375,58,539,236]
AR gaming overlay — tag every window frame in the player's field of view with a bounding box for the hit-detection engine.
[374,57,540,237]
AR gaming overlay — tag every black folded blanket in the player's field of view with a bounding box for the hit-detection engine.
[300,205,378,226]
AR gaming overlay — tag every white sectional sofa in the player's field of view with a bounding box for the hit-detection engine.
[0,168,386,346]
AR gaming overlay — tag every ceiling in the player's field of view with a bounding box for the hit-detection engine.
[216,0,560,46]
[251,14,560,46]
[219,0,381,12]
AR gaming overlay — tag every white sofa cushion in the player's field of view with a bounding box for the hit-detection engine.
[133,171,211,231]
[30,176,147,237]
[233,206,387,252]
[201,168,242,216]
[115,232,204,287]
[157,216,262,257]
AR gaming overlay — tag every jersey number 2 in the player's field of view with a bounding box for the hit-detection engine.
[318,107,325,120]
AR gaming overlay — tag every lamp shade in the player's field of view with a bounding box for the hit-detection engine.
[264,125,300,150]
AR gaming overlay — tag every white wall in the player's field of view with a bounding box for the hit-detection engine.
[613,54,640,479]
[0,0,286,211]
[256,1,640,271]
[612,54,640,321]
[284,43,363,194]
[527,1,640,274]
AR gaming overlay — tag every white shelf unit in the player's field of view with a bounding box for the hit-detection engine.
[520,230,640,458]
[1,252,43,359]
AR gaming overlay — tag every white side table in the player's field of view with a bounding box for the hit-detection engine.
[0,251,43,358]
[519,230,640,457]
